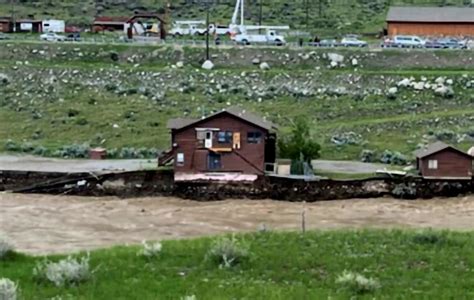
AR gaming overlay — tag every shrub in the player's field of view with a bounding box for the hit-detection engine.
[206,235,249,268]
[360,149,376,163]
[0,278,18,300]
[0,237,13,259]
[33,255,91,287]
[138,241,162,258]
[336,270,380,294]
[412,231,445,245]
[5,140,19,152]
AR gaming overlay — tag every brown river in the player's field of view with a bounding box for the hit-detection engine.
[1,193,473,255]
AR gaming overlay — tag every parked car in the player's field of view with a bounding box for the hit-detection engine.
[66,33,81,42]
[386,35,425,48]
[340,37,368,47]
[40,32,66,42]
[0,33,10,40]
[436,38,468,49]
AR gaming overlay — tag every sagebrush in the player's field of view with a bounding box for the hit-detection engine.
[206,235,249,268]
[0,278,18,300]
[138,241,162,258]
[33,255,92,287]
[336,270,380,294]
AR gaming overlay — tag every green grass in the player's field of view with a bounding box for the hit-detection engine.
[2,230,474,299]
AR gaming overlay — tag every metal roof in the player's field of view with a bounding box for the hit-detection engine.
[387,6,474,23]
[167,107,277,131]
[415,141,471,159]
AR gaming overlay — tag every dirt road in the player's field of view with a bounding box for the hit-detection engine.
[1,193,474,255]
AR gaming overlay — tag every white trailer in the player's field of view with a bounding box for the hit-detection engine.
[42,20,65,33]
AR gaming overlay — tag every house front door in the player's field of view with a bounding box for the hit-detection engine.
[208,152,222,170]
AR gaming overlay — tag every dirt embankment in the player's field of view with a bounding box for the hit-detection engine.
[1,193,474,255]
[1,42,473,70]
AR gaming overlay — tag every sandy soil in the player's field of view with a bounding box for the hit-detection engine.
[1,193,474,255]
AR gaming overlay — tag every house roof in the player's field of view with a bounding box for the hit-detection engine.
[387,6,474,23]
[415,141,472,159]
[167,107,277,131]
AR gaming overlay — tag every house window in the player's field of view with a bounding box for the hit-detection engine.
[177,153,184,166]
[217,131,233,143]
[208,153,222,170]
[247,132,262,144]
[428,159,438,170]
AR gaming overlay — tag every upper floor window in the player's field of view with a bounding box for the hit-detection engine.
[218,131,233,143]
[428,160,438,170]
[247,132,262,144]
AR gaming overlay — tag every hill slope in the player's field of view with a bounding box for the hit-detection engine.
[0,42,473,162]
[1,0,473,35]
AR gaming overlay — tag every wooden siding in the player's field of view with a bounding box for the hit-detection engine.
[419,149,473,179]
[172,113,269,175]
[388,22,474,36]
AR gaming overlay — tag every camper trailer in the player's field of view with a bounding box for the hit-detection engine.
[42,20,65,33]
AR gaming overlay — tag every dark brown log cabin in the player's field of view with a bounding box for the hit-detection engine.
[387,7,474,37]
[160,107,277,177]
[415,142,473,180]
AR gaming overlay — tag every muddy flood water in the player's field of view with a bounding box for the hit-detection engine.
[1,193,474,255]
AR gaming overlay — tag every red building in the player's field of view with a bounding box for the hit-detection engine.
[92,16,129,33]
[387,6,474,37]
[160,107,277,181]
[415,142,473,180]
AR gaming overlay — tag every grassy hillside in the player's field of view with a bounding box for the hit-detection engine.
[1,0,473,35]
[0,42,473,162]
[1,230,474,299]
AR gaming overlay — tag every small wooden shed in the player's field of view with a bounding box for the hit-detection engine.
[415,141,473,180]
[387,6,474,37]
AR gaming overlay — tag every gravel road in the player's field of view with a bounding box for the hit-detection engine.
[0,154,386,174]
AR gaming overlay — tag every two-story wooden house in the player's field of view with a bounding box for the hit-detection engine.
[159,107,277,182]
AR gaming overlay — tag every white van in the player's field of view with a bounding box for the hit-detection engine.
[392,35,425,48]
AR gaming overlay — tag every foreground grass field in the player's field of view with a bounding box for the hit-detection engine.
[2,230,474,299]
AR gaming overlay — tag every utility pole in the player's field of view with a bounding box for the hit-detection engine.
[305,0,309,29]
[205,1,210,61]
[10,0,16,33]
[258,0,263,34]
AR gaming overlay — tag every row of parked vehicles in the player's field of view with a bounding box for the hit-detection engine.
[382,35,468,49]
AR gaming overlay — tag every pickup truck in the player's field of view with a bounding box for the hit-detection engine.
[234,30,286,46]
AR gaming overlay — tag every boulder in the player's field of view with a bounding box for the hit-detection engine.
[351,58,358,66]
[397,78,411,87]
[252,58,260,65]
[0,73,9,85]
[327,53,344,64]
[435,77,445,85]
[259,62,270,70]
[176,61,184,68]
[201,60,214,70]
[387,87,398,95]
[412,82,424,90]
